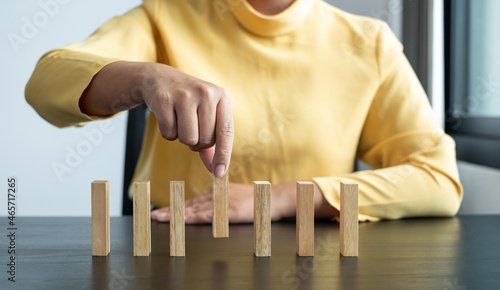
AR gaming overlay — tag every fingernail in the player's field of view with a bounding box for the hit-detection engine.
[214,164,226,177]
[159,212,167,218]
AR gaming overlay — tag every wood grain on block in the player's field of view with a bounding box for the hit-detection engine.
[213,173,229,238]
[133,181,151,256]
[254,181,271,257]
[296,181,314,256]
[340,181,359,257]
[91,181,110,256]
[170,181,185,257]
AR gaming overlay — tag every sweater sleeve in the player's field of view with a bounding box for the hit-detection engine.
[313,23,463,221]
[25,6,157,127]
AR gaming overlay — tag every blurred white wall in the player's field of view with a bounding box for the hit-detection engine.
[0,0,141,216]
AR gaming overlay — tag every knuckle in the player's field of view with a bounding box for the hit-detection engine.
[160,127,177,140]
[158,96,175,110]
[158,123,177,141]
[218,87,230,99]
[196,84,213,101]
[197,141,215,150]
[173,88,193,105]
[218,121,234,138]
[179,135,198,146]
[197,135,216,148]
[188,143,208,152]
[176,88,190,98]
[163,131,178,141]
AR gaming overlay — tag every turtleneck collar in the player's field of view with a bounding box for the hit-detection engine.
[229,0,314,37]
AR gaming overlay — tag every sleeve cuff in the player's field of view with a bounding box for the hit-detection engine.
[26,49,123,127]
[312,176,380,222]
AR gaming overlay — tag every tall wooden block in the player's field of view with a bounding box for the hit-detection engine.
[296,181,314,256]
[254,181,271,257]
[92,180,110,256]
[170,181,185,257]
[340,181,359,257]
[133,181,151,256]
[213,173,229,238]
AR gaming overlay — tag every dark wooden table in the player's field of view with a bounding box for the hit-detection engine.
[1,216,499,289]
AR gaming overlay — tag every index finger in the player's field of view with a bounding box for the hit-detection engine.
[211,93,234,177]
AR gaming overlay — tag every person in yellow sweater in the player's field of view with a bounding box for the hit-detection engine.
[25,0,462,223]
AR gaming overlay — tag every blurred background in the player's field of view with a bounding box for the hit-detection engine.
[1,0,499,216]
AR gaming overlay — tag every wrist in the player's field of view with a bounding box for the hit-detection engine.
[270,181,297,220]
[270,180,338,221]
[312,180,339,219]
[118,61,157,109]
[80,61,152,116]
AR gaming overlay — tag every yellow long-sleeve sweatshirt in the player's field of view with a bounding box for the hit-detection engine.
[25,0,462,221]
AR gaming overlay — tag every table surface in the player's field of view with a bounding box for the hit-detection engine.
[1,216,499,290]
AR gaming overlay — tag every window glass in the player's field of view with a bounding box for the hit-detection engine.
[466,0,500,117]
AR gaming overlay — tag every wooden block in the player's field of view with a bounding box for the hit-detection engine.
[92,180,110,256]
[296,181,314,256]
[340,181,359,257]
[133,181,151,256]
[212,173,229,238]
[170,181,185,257]
[254,181,271,257]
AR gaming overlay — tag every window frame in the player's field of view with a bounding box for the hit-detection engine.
[444,0,500,169]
